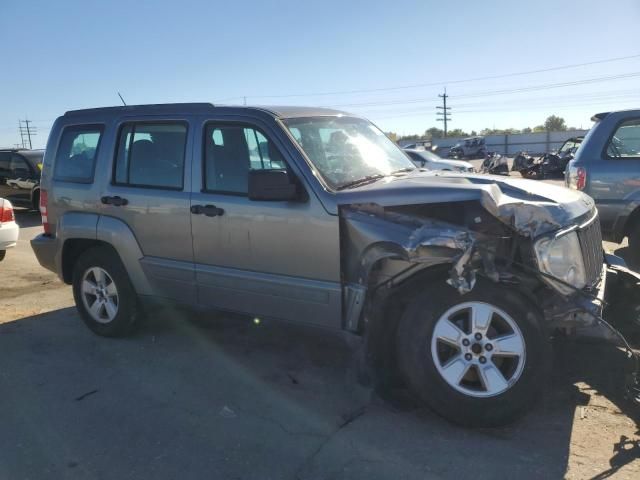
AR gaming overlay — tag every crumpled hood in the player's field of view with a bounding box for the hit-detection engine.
[337,170,595,237]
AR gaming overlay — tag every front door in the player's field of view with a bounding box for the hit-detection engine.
[100,119,195,303]
[190,118,341,329]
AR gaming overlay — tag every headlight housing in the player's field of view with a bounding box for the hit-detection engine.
[534,231,586,294]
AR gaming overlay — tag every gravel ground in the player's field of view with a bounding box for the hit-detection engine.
[0,198,638,479]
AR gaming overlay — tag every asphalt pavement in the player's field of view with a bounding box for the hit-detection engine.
[0,205,638,479]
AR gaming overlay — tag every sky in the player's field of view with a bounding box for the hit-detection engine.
[1,0,639,148]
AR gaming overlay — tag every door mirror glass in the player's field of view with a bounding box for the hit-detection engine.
[248,169,297,201]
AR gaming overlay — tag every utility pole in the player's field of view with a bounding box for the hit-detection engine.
[19,121,25,148]
[18,119,36,149]
[436,88,451,137]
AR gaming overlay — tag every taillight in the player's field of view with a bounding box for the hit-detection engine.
[576,167,587,190]
[40,189,51,234]
[0,201,14,223]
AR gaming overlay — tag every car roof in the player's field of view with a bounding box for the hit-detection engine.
[63,103,351,119]
[591,108,640,122]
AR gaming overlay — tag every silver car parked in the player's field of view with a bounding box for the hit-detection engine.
[403,148,474,172]
[31,103,640,427]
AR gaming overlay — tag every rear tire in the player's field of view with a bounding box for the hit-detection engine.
[72,246,140,337]
[0,250,5,262]
[396,280,549,427]
[32,189,40,212]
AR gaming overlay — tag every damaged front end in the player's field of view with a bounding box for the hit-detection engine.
[338,174,640,403]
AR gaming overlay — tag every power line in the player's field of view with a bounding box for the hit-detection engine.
[357,89,640,116]
[323,71,640,108]
[240,54,640,99]
[369,96,640,120]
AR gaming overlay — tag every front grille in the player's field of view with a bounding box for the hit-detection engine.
[577,214,603,288]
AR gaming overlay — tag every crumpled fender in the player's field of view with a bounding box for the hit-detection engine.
[341,205,478,296]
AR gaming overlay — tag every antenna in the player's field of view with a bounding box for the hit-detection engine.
[117,92,127,106]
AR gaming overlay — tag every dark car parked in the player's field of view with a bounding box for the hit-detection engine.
[0,149,44,210]
[566,110,640,263]
[514,136,583,179]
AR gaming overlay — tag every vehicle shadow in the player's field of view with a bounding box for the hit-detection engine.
[551,337,640,479]
[613,245,639,272]
[1,306,637,478]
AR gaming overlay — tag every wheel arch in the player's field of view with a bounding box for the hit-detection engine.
[58,212,152,295]
[360,262,454,388]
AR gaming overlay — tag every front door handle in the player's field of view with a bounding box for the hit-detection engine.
[101,195,128,207]
[191,204,224,217]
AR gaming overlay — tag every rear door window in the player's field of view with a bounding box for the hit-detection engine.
[606,119,640,159]
[54,126,103,182]
[0,152,10,176]
[9,155,32,177]
[114,122,187,189]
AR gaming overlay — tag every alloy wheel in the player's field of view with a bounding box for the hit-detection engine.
[81,267,119,324]
[430,301,526,398]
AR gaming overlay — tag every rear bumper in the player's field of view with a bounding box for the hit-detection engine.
[30,233,58,274]
[0,221,19,250]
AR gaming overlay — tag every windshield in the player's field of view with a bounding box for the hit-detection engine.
[283,116,415,190]
[558,139,580,154]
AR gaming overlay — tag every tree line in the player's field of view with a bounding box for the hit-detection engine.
[387,115,579,142]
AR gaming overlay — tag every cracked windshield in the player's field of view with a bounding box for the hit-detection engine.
[284,117,414,189]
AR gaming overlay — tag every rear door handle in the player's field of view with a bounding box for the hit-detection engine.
[101,195,128,206]
[191,204,224,217]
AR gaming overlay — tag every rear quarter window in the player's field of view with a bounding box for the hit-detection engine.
[53,125,103,182]
[605,118,640,159]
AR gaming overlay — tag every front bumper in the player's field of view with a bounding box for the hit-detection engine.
[547,253,640,339]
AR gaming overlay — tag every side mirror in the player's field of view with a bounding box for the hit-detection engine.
[248,169,298,201]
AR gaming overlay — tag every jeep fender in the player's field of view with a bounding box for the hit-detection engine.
[57,213,152,295]
[96,216,152,295]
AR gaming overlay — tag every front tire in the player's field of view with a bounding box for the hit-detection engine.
[396,280,549,427]
[72,246,140,337]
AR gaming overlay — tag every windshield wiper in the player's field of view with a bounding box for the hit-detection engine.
[390,167,415,175]
[336,174,387,191]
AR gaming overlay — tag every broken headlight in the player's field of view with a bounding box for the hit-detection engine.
[534,231,586,294]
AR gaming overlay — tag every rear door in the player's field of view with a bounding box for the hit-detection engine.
[590,117,640,234]
[100,118,196,304]
[190,117,341,329]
